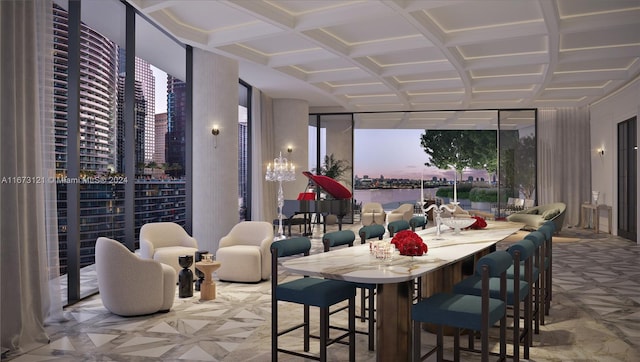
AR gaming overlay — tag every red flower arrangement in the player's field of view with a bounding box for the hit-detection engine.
[390,230,428,256]
[466,216,488,230]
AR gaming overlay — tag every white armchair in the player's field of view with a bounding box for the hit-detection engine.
[139,222,199,283]
[96,237,176,316]
[441,204,471,218]
[216,221,274,282]
[361,202,386,226]
[387,203,414,223]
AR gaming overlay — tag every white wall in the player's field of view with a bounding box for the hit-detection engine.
[272,98,309,200]
[590,76,640,242]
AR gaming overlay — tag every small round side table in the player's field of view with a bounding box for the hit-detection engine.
[195,261,221,300]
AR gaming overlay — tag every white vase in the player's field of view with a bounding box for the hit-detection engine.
[592,191,600,205]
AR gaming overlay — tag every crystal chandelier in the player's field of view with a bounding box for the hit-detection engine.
[265,152,296,240]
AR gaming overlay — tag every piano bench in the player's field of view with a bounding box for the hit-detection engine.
[273,217,308,236]
[409,216,427,231]
[388,220,410,237]
[323,230,356,252]
[358,224,386,244]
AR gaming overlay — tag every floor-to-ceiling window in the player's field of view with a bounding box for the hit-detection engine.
[310,109,536,221]
[238,81,251,221]
[54,0,188,305]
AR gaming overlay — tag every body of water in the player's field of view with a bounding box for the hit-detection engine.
[354,188,439,210]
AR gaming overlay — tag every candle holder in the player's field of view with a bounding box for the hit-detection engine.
[265,152,296,240]
[424,203,458,239]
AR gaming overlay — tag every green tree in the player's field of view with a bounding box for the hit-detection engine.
[514,135,536,199]
[420,130,497,178]
[314,153,351,180]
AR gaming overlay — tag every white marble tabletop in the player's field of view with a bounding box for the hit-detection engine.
[282,221,524,284]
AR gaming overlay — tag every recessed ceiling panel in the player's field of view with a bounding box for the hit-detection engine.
[424,2,542,33]
[322,14,419,45]
[560,24,640,51]
[166,2,258,33]
[458,35,547,59]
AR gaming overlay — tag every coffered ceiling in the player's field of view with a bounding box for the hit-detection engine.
[127,0,640,114]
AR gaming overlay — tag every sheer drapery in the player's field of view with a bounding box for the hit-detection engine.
[1,0,63,356]
[538,107,592,227]
[258,92,277,222]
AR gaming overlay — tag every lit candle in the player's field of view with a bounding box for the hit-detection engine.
[420,170,424,206]
[453,167,457,203]
[267,163,271,172]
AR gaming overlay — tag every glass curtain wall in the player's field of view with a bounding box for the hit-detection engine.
[497,110,537,217]
[238,81,250,221]
[308,114,354,223]
[54,0,187,305]
[309,110,536,222]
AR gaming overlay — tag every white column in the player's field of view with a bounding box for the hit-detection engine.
[272,99,309,200]
[192,49,239,253]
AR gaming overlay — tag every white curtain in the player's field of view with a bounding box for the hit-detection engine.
[259,92,278,222]
[538,107,592,227]
[1,0,64,357]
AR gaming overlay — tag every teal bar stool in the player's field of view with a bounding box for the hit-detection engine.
[322,229,355,252]
[271,237,356,361]
[524,230,547,329]
[409,215,427,231]
[412,250,511,362]
[323,230,376,351]
[388,219,410,237]
[358,224,385,244]
[538,221,556,315]
[454,239,536,360]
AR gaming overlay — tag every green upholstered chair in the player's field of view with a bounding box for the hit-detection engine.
[271,237,356,361]
[412,250,511,362]
[409,215,427,231]
[323,230,376,351]
[358,224,385,244]
[387,219,410,237]
[454,239,536,360]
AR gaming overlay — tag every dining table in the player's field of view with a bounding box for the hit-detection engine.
[282,220,525,361]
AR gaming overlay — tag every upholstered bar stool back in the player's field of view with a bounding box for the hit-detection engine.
[323,230,356,252]
[358,224,385,245]
[387,219,410,237]
[409,215,427,231]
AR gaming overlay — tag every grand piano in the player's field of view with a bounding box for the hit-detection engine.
[286,171,353,233]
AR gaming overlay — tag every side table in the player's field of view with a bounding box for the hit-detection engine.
[581,203,612,234]
[195,261,221,300]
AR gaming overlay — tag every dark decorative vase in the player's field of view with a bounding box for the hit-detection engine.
[194,250,209,291]
[178,255,194,298]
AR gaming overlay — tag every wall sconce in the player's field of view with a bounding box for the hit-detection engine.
[212,126,220,148]
[287,146,293,153]
[597,147,605,156]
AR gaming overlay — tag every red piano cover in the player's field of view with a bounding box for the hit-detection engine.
[302,171,352,199]
[297,192,315,200]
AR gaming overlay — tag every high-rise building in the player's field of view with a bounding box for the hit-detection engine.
[131,55,156,164]
[53,4,117,174]
[51,5,185,274]
[153,112,168,177]
[116,48,153,175]
[165,75,187,177]
[116,70,147,175]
